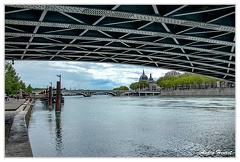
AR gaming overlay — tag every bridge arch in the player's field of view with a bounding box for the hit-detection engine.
[105,92,117,96]
[75,92,90,97]
[5,5,235,83]
[92,91,117,96]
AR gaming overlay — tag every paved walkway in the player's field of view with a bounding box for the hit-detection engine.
[5,98,26,111]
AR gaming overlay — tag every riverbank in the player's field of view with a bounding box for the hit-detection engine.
[160,88,235,96]
[5,99,35,157]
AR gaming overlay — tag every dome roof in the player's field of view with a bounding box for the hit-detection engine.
[139,70,148,81]
[149,73,153,81]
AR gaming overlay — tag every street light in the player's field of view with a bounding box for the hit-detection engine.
[57,75,61,82]
[57,74,62,90]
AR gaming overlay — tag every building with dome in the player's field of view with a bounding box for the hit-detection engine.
[139,70,148,81]
[139,70,160,91]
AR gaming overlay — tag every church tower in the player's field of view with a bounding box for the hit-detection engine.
[149,73,154,83]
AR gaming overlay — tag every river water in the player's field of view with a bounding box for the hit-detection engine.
[28,96,235,157]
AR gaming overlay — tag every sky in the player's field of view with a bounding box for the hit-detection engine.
[12,61,170,90]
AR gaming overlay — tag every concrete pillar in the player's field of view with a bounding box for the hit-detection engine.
[217,81,220,88]
[56,81,61,111]
[48,86,53,106]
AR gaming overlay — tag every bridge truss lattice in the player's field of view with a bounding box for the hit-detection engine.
[5,5,235,82]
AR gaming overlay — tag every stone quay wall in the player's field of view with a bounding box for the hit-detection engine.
[160,88,235,96]
[5,100,34,157]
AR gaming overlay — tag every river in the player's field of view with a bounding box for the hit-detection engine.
[28,96,235,157]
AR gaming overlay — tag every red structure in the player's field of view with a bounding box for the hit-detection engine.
[56,81,61,111]
[48,86,52,106]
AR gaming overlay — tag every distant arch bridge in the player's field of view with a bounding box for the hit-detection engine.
[5,5,235,83]
[62,90,134,97]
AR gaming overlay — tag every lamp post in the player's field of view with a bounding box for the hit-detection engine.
[57,75,61,83]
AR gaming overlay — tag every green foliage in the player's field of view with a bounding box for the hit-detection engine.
[19,80,26,91]
[129,80,149,90]
[113,85,129,90]
[156,73,219,88]
[26,84,33,93]
[5,61,33,94]
[5,62,20,94]
[34,88,46,90]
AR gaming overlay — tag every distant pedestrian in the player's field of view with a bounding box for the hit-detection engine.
[5,93,9,101]
[16,94,19,101]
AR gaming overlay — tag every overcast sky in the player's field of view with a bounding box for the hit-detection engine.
[12,61,170,90]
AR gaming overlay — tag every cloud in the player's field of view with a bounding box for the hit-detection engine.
[13,61,170,90]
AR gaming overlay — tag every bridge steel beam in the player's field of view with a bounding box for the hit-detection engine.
[5,20,234,47]
[5,40,234,57]
[5,5,235,83]
[5,47,235,67]
[7,5,235,32]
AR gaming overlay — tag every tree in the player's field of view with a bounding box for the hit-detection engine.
[113,86,129,90]
[138,80,149,89]
[129,80,149,90]
[5,61,33,95]
[19,80,26,91]
[26,84,33,93]
[130,82,139,90]
[156,73,219,88]
[5,62,20,94]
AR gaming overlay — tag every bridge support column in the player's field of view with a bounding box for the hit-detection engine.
[56,81,61,112]
[48,86,52,106]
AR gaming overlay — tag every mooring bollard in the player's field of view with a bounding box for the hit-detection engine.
[56,81,61,111]
[48,86,52,106]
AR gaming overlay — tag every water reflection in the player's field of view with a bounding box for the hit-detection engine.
[41,101,64,156]
[48,105,54,111]
[55,112,63,156]
[29,97,235,157]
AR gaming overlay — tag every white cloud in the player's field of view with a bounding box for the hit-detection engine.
[13,61,170,89]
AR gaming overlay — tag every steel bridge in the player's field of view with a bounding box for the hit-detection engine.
[5,5,235,83]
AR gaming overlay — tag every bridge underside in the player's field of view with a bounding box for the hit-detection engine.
[5,5,235,83]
